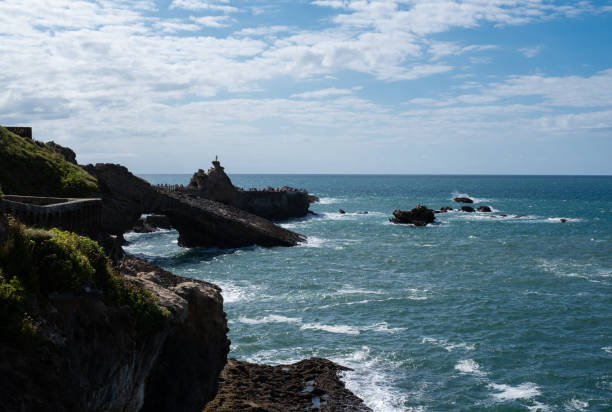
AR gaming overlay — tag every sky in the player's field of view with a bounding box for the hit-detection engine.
[1,0,611,174]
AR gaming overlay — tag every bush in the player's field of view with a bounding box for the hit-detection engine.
[0,222,168,343]
[0,126,99,197]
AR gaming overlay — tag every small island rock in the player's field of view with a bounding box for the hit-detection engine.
[338,209,346,214]
[477,206,492,212]
[454,197,474,204]
[390,205,435,226]
[461,206,475,213]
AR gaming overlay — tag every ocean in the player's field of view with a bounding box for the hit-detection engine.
[126,175,612,411]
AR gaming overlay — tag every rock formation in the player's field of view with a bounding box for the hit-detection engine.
[185,159,316,220]
[477,206,492,212]
[461,206,475,213]
[85,163,305,249]
[204,358,372,412]
[133,214,173,233]
[390,205,435,226]
[0,255,229,412]
[338,209,346,214]
[454,197,474,204]
[46,141,77,165]
[436,206,453,213]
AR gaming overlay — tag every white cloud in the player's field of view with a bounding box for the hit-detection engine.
[170,0,239,13]
[190,15,232,28]
[518,46,543,58]
[291,87,355,99]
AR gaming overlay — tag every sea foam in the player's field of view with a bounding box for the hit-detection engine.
[489,382,540,401]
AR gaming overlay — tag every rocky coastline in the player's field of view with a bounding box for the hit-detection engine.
[0,126,366,412]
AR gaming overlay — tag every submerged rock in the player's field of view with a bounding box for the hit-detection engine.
[338,209,346,214]
[437,206,453,213]
[461,206,475,213]
[477,206,492,212]
[560,218,567,223]
[390,205,435,226]
[454,197,474,204]
[204,358,372,412]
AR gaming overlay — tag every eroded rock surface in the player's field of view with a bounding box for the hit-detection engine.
[85,163,304,248]
[0,256,229,412]
[204,358,372,412]
[390,205,435,226]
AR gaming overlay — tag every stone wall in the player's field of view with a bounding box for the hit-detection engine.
[1,195,102,235]
[5,127,32,139]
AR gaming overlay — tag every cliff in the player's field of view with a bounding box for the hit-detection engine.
[0,126,98,197]
[0,220,229,412]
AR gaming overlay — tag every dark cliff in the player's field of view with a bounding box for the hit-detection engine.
[0,221,229,412]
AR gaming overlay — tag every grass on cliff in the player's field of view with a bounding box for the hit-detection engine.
[0,220,168,344]
[0,126,99,197]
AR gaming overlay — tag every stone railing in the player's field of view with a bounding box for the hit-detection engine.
[1,195,102,235]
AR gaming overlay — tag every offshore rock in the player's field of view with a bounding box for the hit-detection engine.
[0,256,229,412]
[390,205,435,226]
[454,197,474,204]
[461,206,475,213]
[436,206,453,213]
[338,209,346,214]
[477,206,492,212]
[132,215,172,233]
[85,163,304,248]
[186,159,316,220]
[204,358,372,412]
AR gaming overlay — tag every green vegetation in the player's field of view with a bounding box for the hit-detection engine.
[0,221,168,343]
[0,126,99,197]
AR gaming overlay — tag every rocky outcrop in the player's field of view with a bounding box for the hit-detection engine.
[390,205,435,226]
[461,206,475,212]
[454,197,473,204]
[186,160,316,220]
[118,257,230,412]
[338,209,346,214]
[477,206,492,212]
[46,141,77,165]
[85,163,305,249]
[436,206,453,213]
[0,256,229,412]
[133,214,172,233]
[204,358,372,412]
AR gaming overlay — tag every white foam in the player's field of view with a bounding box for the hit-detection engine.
[527,401,552,411]
[546,217,582,223]
[238,315,302,325]
[488,382,540,401]
[422,337,475,351]
[337,287,385,295]
[333,346,409,412]
[454,359,487,376]
[564,398,589,411]
[300,323,360,335]
[318,197,342,204]
[300,236,326,248]
[602,346,612,354]
[218,282,259,304]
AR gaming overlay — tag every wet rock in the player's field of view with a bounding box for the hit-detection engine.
[356,211,368,215]
[390,205,435,226]
[204,358,372,412]
[477,206,492,212]
[514,214,527,218]
[338,209,346,214]
[454,197,474,204]
[438,206,453,213]
[560,218,567,223]
[461,206,475,213]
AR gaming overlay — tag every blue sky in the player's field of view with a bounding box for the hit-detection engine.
[1,0,611,174]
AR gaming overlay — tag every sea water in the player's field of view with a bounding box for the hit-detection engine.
[126,175,612,411]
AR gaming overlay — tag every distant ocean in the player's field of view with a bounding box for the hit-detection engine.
[127,175,612,411]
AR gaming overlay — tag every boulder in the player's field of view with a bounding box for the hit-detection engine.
[390,205,435,226]
[560,218,567,223]
[204,358,372,412]
[461,206,475,213]
[477,206,492,212]
[438,206,453,213]
[454,197,474,203]
[338,209,346,214]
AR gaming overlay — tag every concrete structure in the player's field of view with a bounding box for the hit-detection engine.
[1,195,102,235]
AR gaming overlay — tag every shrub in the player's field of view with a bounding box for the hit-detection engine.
[0,222,168,343]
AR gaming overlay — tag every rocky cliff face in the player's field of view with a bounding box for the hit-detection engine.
[85,163,304,249]
[187,160,315,220]
[0,256,229,412]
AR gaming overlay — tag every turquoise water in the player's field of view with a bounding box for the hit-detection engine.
[127,175,612,411]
